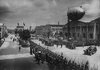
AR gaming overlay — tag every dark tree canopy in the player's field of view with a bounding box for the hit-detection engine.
[19,29,31,40]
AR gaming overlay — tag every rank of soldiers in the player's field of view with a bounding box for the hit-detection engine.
[29,41,89,70]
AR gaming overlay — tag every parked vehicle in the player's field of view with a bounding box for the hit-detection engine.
[19,39,30,47]
[83,46,97,56]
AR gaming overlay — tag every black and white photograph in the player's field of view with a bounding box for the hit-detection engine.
[0,0,100,70]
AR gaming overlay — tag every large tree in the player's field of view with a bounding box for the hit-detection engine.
[19,29,31,40]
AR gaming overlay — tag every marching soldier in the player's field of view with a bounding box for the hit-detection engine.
[41,52,46,64]
[35,51,41,64]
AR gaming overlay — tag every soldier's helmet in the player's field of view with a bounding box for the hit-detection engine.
[38,51,41,53]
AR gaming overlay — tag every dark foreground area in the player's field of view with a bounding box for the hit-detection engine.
[0,57,65,70]
[0,57,49,70]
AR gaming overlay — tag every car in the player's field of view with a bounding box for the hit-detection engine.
[83,45,97,56]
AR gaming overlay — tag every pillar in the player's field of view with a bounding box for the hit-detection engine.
[86,24,88,41]
[80,25,82,41]
[93,22,96,40]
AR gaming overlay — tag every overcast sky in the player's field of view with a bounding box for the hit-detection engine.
[0,0,100,29]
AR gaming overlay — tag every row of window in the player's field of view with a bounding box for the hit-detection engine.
[65,33,93,39]
[72,33,93,39]
[70,25,95,32]
[70,28,94,32]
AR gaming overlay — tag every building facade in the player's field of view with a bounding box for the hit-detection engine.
[15,25,24,34]
[63,17,100,42]
[35,25,50,37]
[49,25,64,36]
[16,26,24,31]
[0,23,8,39]
[34,24,64,38]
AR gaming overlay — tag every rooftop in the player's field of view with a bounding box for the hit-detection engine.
[46,24,64,27]
[16,26,24,28]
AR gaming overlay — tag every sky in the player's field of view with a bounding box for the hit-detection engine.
[0,0,100,29]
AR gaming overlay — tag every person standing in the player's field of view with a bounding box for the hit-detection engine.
[19,45,21,52]
[30,46,33,55]
[61,44,63,48]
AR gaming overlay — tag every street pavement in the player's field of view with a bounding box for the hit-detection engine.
[0,34,50,70]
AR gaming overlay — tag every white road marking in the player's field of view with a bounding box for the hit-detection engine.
[0,34,19,49]
[0,35,12,49]
[0,53,34,60]
[0,42,10,50]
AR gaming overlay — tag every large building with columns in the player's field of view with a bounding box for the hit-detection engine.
[63,17,100,42]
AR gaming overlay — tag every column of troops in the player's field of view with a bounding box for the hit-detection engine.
[29,41,89,70]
